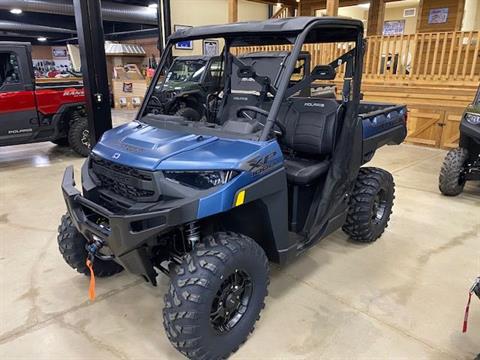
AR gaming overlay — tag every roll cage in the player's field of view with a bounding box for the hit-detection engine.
[138,17,365,141]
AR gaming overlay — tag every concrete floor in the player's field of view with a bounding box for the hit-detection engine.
[0,110,479,359]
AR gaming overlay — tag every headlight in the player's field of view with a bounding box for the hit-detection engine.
[164,170,239,189]
[465,113,480,125]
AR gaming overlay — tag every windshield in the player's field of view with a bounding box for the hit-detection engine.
[140,26,361,141]
[164,59,207,84]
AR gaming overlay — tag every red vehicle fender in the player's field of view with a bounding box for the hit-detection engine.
[35,86,85,115]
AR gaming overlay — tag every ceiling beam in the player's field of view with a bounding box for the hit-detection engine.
[326,0,339,16]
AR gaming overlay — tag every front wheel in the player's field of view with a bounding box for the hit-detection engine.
[439,147,469,196]
[57,214,123,277]
[68,117,91,157]
[163,232,269,360]
[342,167,395,243]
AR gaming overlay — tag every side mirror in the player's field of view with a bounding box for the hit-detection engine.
[311,65,336,81]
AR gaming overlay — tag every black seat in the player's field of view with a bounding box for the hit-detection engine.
[278,98,339,184]
[284,158,330,185]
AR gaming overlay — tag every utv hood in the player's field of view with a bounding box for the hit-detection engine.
[92,122,261,171]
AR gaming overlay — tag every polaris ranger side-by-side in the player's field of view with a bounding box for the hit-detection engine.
[58,17,407,359]
[439,84,480,196]
[0,42,90,156]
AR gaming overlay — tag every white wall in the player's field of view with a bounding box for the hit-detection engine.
[170,0,269,55]
[463,0,480,31]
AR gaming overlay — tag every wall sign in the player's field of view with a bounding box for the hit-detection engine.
[174,25,193,50]
[52,47,68,59]
[428,8,449,24]
[203,39,219,56]
[123,82,133,93]
[383,20,405,36]
[403,8,416,18]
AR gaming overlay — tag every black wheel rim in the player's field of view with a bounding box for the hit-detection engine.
[81,129,91,149]
[372,189,387,223]
[210,269,253,333]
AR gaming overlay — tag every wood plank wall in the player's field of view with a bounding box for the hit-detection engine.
[417,0,465,33]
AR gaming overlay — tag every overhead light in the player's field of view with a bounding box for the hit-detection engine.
[359,3,370,9]
[37,37,47,42]
[10,8,22,14]
[148,3,158,8]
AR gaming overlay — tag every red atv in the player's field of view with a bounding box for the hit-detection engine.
[0,42,89,156]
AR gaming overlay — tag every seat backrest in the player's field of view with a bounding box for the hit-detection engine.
[217,93,260,124]
[278,98,339,156]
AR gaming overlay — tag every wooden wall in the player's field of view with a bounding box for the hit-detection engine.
[31,46,53,59]
[417,0,465,32]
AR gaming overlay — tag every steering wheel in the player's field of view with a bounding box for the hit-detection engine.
[236,105,269,120]
[236,106,284,135]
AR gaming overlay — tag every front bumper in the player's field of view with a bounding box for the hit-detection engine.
[62,165,198,283]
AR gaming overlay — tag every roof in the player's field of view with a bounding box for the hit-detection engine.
[169,17,364,44]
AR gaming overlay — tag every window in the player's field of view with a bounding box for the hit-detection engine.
[0,52,20,87]
[205,59,223,84]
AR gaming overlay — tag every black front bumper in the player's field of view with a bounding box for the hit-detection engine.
[62,165,198,282]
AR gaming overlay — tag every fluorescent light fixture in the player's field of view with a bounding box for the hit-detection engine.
[10,8,23,14]
[148,3,158,8]
[37,37,47,42]
[359,3,371,9]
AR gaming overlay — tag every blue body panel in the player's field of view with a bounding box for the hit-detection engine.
[92,122,284,219]
[362,107,407,139]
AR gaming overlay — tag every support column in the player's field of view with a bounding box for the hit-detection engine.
[367,0,385,36]
[326,0,339,16]
[73,0,111,146]
[228,0,238,23]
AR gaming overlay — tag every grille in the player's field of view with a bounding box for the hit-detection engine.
[91,157,157,201]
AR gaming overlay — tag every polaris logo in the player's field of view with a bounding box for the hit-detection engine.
[233,97,249,101]
[112,153,121,160]
[304,103,325,108]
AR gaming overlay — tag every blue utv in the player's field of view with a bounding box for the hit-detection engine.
[58,17,407,360]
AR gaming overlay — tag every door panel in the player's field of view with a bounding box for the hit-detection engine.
[0,46,38,145]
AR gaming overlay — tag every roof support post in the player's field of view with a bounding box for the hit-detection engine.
[367,0,385,36]
[326,0,339,16]
[73,0,112,147]
[229,0,239,23]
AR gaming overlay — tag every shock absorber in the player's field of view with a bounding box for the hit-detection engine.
[70,110,82,125]
[185,222,200,248]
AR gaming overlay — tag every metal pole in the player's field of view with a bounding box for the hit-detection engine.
[157,0,163,51]
[162,0,172,40]
[73,0,112,146]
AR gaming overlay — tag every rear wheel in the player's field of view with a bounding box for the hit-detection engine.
[163,232,269,360]
[68,117,90,157]
[57,214,123,277]
[439,147,469,196]
[175,107,201,121]
[343,167,395,243]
